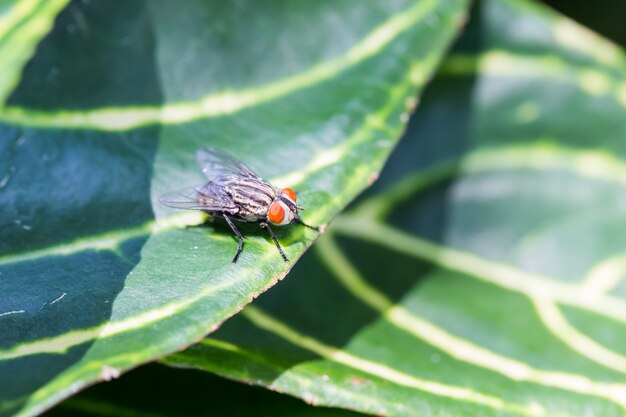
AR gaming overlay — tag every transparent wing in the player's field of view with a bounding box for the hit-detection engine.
[196,147,259,180]
[158,184,238,213]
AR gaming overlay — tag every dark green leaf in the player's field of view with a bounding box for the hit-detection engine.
[0,0,69,105]
[43,364,364,417]
[0,0,468,416]
[166,0,626,415]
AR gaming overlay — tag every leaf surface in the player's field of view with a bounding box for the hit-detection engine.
[0,0,69,105]
[165,0,626,415]
[0,0,468,416]
[44,364,363,417]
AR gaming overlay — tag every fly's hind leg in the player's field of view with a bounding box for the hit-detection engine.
[223,214,244,263]
[260,222,288,262]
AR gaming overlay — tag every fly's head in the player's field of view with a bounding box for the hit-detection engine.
[267,188,302,226]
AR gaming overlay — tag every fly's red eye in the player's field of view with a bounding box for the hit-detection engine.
[282,188,297,202]
[268,201,285,224]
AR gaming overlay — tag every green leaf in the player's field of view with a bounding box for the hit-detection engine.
[165,0,626,416]
[0,0,69,106]
[44,364,364,417]
[0,0,468,416]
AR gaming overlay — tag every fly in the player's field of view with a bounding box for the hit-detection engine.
[159,147,319,263]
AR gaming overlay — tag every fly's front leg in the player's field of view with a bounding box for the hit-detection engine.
[294,215,319,231]
[260,222,288,262]
[223,214,244,263]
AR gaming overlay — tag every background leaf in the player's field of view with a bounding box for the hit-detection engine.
[43,364,362,417]
[0,0,469,416]
[165,0,626,415]
[0,0,69,105]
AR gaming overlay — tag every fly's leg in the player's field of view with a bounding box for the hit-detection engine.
[260,222,288,262]
[295,216,319,232]
[223,214,244,263]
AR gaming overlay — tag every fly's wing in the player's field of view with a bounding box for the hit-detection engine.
[159,183,238,213]
[196,147,259,180]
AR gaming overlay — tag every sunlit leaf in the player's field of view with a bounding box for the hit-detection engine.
[0,0,468,416]
[0,0,69,105]
[43,364,363,417]
[166,0,626,415]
